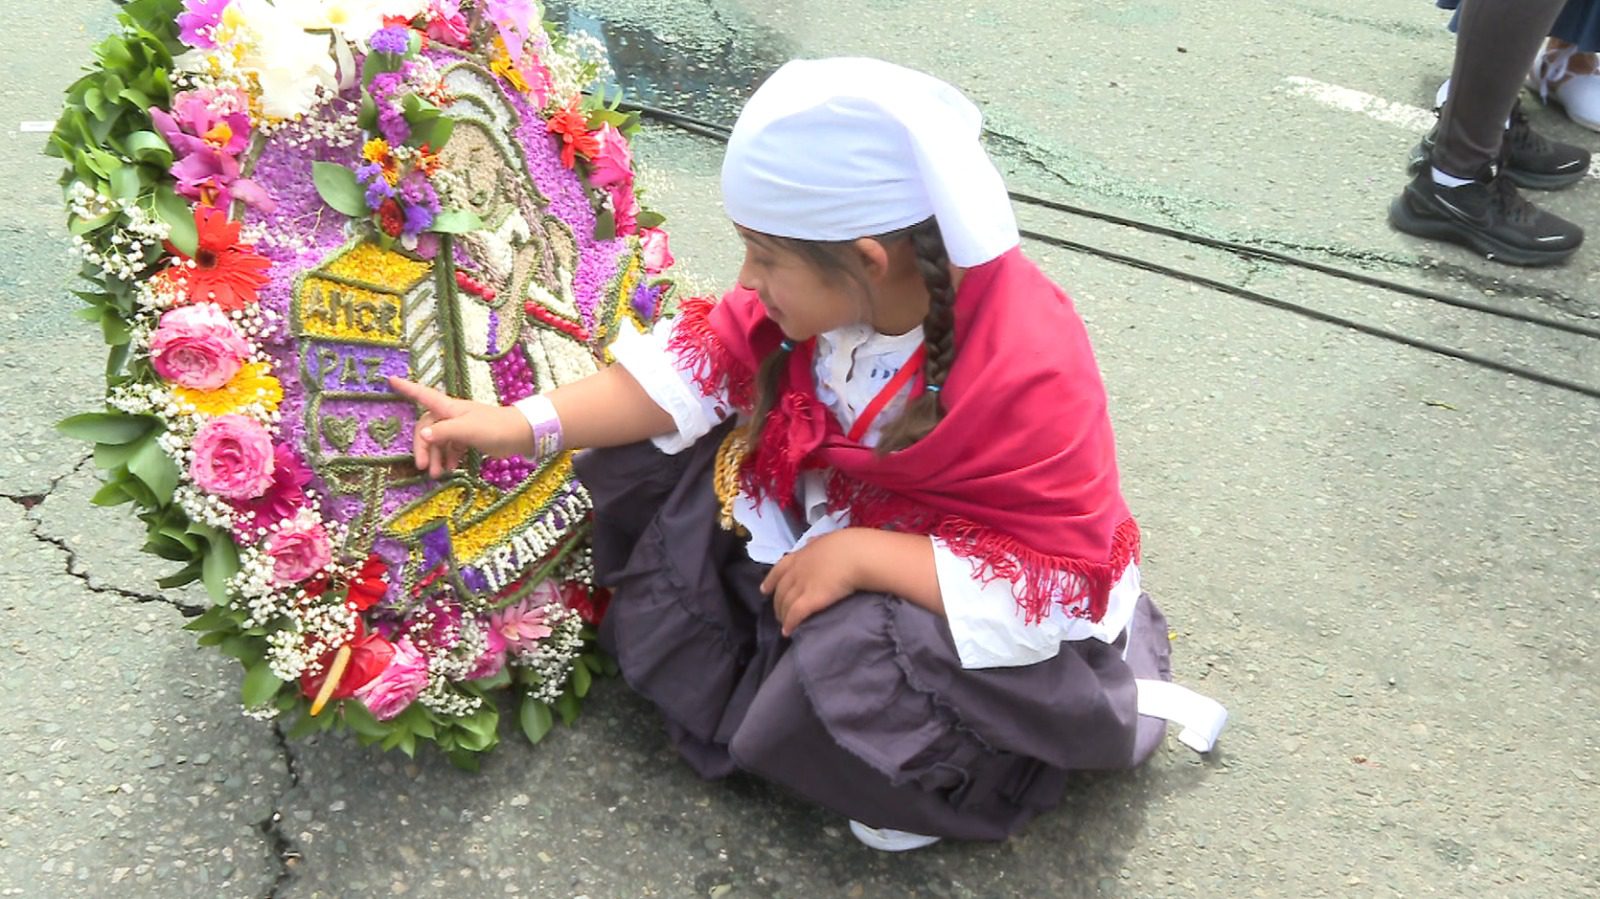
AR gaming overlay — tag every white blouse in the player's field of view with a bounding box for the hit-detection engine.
[575,317,1143,670]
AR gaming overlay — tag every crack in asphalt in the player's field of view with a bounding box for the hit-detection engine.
[8,452,295,897]
[258,722,304,899]
[9,458,205,616]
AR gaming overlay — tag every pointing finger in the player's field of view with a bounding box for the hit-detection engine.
[388,376,458,418]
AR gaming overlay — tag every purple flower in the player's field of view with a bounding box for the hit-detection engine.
[364,177,396,211]
[368,26,411,56]
[377,109,411,146]
[399,171,440,212]
[368,74,412,145]
[368,72,402,102]
[177,0,230,49]
[354,162,383,184]
[402,203,434,236]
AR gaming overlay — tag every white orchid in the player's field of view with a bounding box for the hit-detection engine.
[278,0,428,45]
[216,0,339,118]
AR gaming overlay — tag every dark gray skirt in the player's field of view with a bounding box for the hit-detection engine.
[575,426,1174,841]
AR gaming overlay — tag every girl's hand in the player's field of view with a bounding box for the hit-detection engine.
[761,529,864,636]
[388,377,533,478]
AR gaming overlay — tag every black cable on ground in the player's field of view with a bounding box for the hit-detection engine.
[1009,191,1600,340]
[613,98,1600,399]
[1019,228,1600,400]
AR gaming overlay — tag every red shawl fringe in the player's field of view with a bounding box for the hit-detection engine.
[828,475,1142,624]
[665,295,754,410]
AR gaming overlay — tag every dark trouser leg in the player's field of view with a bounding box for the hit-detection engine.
[1434,0,1568,177]
[727,649,1051,842]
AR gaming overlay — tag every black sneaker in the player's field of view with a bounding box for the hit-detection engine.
[1388,166,1584,266]
[1406,101,1591,190]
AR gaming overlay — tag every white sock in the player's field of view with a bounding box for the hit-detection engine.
[1431,167,1475,188]
[1433,78,1512,126]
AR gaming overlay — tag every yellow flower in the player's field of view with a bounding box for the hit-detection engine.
[362,138,391,164]
[175,360,283,416]
[490,52,530,94]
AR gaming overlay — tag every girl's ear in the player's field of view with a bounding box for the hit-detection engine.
[852,237,893,283]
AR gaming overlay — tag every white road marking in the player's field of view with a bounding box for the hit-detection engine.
[1286,75,1599,181]
[1285,76,1437,132]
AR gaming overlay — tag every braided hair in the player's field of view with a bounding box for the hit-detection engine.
[874,218,954,453]
[744,217,956,455]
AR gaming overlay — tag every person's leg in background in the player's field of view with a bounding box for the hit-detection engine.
[1418,1,1592,190]
[1531,0,1600,130]
[1392,0,1585,265]
[1436,0,1570,176]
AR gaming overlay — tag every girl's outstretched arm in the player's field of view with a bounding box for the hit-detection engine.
[388,365,677,478]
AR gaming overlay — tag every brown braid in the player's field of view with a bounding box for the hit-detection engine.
[741,219,953,456]
[875,219,955,453]
[748,342,792,435]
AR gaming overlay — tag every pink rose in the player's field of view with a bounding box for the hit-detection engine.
[190,414,276,500]
[353,637,430,721]
[588,124,634,190]
[263,518,332,586]
[608,183,640,237]
[639,227,674,274]
[230,445,312,533]
[149,304,252,390]
[424,0,472,46]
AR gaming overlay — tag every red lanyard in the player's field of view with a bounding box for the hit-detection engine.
[846,344,928,443]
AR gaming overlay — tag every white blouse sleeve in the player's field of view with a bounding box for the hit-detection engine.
[606,317,733,455]
[935,540,1144,670]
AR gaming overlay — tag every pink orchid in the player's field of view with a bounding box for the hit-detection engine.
[152,93,274,212]
[464,625,508,681]
[172,89,252,155]
[167,144,275,212]
[490,586,557,653]
[177,0,230,49]
[482,0,551,104]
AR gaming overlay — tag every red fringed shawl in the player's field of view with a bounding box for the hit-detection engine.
[668,247,1140,624]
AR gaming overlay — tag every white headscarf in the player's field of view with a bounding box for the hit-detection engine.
[720,57,1020,268]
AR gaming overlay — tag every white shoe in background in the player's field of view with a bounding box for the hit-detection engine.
[1531,46,1600,132]
[848,820,942,852]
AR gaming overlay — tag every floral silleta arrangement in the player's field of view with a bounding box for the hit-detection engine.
[51,0,680,767]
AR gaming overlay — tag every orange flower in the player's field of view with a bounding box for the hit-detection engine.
[416,144,443,177]
[164,207,270,311]
[546,100,600,169]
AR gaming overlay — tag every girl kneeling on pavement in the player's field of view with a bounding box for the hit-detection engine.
[390,57,1226,851]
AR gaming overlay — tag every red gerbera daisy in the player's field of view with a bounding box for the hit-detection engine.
[547,100,601,169]
[165,207,270,312]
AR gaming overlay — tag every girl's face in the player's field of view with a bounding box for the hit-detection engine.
[735,230,869,342]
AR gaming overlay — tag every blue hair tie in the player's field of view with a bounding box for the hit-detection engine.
[779,339,795,351]
[925,384,942,394]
